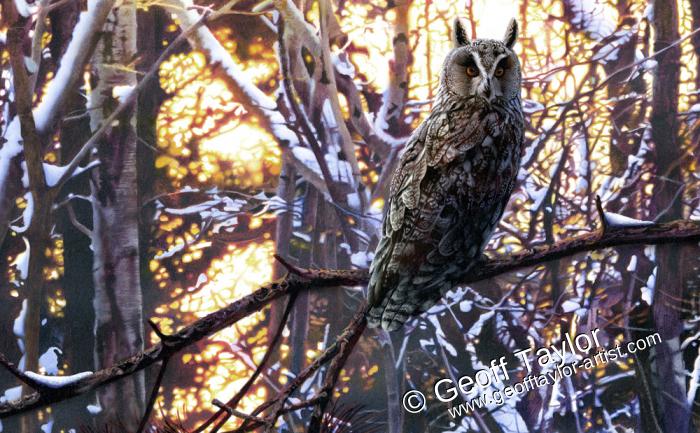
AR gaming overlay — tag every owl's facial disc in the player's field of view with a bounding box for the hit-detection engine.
[461,51,502,104]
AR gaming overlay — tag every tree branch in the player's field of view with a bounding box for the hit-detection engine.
[277,16,360,250]
[0,218,697,418]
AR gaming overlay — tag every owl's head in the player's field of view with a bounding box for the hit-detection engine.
[441,18,521,103]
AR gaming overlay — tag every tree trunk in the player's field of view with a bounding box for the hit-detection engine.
[88,0,145,429]
[648,1,688,431]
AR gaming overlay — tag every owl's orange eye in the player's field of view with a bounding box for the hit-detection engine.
[466,66,479,77]
[494,67,505,77]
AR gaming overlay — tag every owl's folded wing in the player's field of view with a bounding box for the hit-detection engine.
[368,105,492,312]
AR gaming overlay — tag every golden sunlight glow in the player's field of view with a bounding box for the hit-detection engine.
[156,49,280,188]
[153,241,275,429]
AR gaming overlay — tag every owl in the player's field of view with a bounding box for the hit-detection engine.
[367,18,524,331]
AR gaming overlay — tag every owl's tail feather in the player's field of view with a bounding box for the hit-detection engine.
[367,234,452,330]
[367,274,448,331]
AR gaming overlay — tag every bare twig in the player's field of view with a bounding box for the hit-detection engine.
[273,254,309,278]
[595,195,608,233]
[306,307,368,433]
[200,293,297,433]
[241,305,368,433]
[212,399,270,425]
[134,359,169,433]
[65,202,93,237]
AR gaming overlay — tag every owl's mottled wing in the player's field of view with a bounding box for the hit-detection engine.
[368,99,495,330]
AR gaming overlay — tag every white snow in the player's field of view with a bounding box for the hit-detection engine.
[195,273,208,288]
[591,29,634,63]
[13,0,36,17]
[522,99,544,114]
[154,242,186,260]
[332,52,355,77]
[41,161,98,188]
[13,300,28,342]
[39,347,62,375]
[603,211,654,228]
[350,251,372,268]
[87,403,102,415]
[561,300,580,313]
[688,346,700,405]
[11,237,30,280]
[24,57,38,75]
[1,386,22,403]
[40,420,53,433]
[33,0,111,131]
[575,134,589,194]
[641,266,656,304]
[0,121,24,212]
[292,231,311,242]
[529,187,547,212]
[43,163,70,188]
[164,199,222,215]
[25,371,93,388]
[10,192,33,234]
[346,192,360,210]
[291,146,354,184]
[111,85,134,102]
[570,0,616,40]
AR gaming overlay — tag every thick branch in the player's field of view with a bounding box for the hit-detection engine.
[0,271,358,418]
[0,218,698,418]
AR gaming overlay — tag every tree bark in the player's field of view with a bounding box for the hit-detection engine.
[648,1,688,431]
[88,0,146,428]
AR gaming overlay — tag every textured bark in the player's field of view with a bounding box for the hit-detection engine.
[136,6,167,321]
[289,187,318,373]
[88,0,145,429]
[269,161,297,333]
[0,0,116,255]
[377,0,411,137]
[648,1,687,431]
[691,1,700,93]
[5,3,57,432]
[49,3,98,429]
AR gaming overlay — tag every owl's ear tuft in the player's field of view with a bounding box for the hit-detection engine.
[503,18,518,49]
[453,17,469,47]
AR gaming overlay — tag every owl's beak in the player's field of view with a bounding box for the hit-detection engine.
[480,78,494,103]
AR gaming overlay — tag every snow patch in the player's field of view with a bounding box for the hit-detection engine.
[40,420,54,433]
[25,371,93,388]
[13,0,37,16]
[112,85,134,101]
[350,251,373,268]
[604,212,653,228]
[1,386,22,403]
[39,347,62,375]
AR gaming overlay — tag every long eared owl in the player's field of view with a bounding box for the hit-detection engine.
[367,18,525,331]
